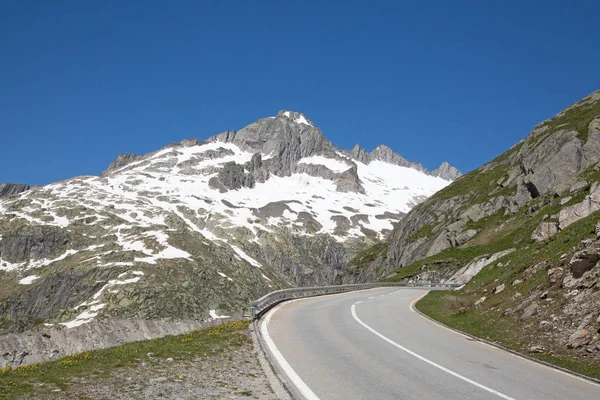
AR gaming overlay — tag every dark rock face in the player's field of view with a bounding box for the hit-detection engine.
[209,162,255,191]
[0,268,111,333]
[0,184,30,198]
[0,226,69,262]
[258,234,351,286]
[100,154,138,177]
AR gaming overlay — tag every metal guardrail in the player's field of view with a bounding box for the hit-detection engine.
[250,282,461,319]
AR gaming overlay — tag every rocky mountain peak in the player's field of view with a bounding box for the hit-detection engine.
[350,144,370,164]
[431,161,462,181]
[276,110,315,127]
[369,144,427,173]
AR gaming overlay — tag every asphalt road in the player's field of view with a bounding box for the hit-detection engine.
[261,287,600,400]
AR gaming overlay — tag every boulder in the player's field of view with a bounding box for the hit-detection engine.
[520,302,539,320]
[474,296,486,308]
[447,249,515,285]
[567,329,592,349]
[531,221,559,242]
[529,345,545,353]
[568,248,600,279]
[494,284,505,294]
[547,267,564,285]
[558,184,600,230]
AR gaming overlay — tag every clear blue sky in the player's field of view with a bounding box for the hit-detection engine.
[2,1,599,186]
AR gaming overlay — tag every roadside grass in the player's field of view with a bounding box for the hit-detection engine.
[414,211,600,381]
[0,320,250,400]
[416,291,600,381]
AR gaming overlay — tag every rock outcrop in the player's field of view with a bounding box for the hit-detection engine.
[384,89,600,269]
[0,183,30,198]
[431,161,462,181]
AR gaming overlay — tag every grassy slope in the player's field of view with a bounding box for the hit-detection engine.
[378,91,600,379]
[416,211,600,380]
[0,321,250,399]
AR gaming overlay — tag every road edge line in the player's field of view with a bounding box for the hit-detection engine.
[351,303,517,400]
[410,291,600,387]
[260,301,322,400]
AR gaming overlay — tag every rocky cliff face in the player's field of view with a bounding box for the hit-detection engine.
[384,90,600,270]
[0,110,459,366]
[376,89,600,365]
[0,183,30,198]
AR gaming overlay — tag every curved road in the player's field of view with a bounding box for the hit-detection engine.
[261,287,600,400]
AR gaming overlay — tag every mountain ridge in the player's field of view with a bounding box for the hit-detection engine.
[0,110,458,366]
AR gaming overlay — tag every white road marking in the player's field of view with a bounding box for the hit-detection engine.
[369,296,376,299]
[355,301,363,304]
[409,292,600,388]
[351,304,517,400]
[261,303,321,400]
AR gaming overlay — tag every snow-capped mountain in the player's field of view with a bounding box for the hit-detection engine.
[0,110,458,337]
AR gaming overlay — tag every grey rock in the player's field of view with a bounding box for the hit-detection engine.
[474,296,486,308]
[210,111,334,179]
[431,161,462,181]
[383,90,600,271]
[349,144,370,164]
[531,221,559,242]
[568,247,600,278]
[494,284,506,294]
[209,162,255,192]
[521,302,539,320]
[447,249,515,285]
[529,345,545,353]
[567,329,592,349]
[559,196,573,205]
[539,321,552,330]
[369,145,427,173]
[335,165,365,194]
[570,180,589,193]
[0,183,30,198]
[0,226,69,263]
[559,184,600,230]
[101,153,138,177]
[547,267,564,285]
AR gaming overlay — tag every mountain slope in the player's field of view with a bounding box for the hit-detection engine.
[372,90,600,375]
[0,110,458,364]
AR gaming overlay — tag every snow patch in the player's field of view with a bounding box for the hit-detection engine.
[298,155,351,173]
[19,275,40,285]
[209,310,231,319]
[230,245,262,268]
[217,271,234,282]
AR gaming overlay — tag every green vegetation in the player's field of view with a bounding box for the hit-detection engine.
[433,164,511,208]
[415,210,600,380]
[384,193,566,283]
[408,225,435,242]
[348,241,387,270]
[538,97,600,143]
[417,290,600,380]
[0,321,250,399]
